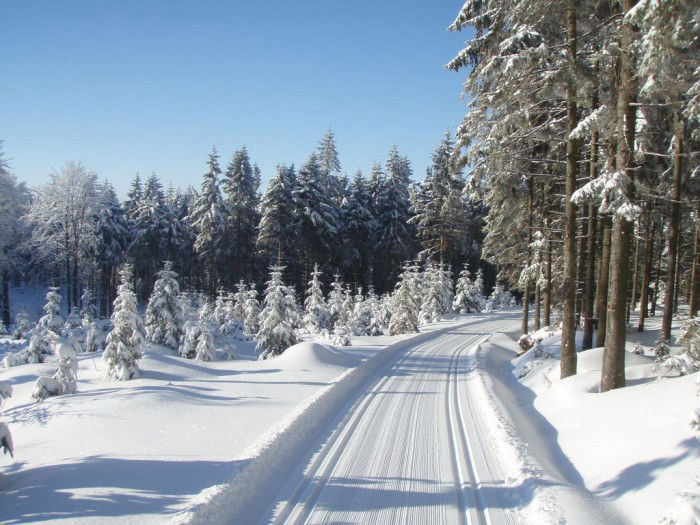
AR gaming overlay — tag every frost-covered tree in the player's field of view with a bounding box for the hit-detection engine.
[102,265,144,380]
[304,264,329,333]
[327,273,345,330]
[13,288,65,365]
[292,154,340,274]
[256,266,298,359]
[373,147,415,291]
[317,128,343,200]
[194,311,216,362]
[93,181,128,316]
[419,263,443,324]
[32,338,78,401]
[11,311,31,340]
[485,284,514,312]
[453,265,484,313]
[243,287,261,337]
[256,164,296,269]
[389,264,420,335]
[223,146,260,284]
[26,162,98,309]
[179,318,200,360]
[340,170,374,287]
[0,147,30,327]
[187,148,228,291]
[145,261,184,349]
[0,380,13,457]
[351,287,372,336]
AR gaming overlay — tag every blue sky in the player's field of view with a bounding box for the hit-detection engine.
[1,1,471,197]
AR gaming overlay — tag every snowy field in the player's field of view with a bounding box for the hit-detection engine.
[0,312,481,524]
[0,308,698,524]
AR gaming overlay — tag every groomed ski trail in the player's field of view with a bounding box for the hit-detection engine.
[270,315,522,525]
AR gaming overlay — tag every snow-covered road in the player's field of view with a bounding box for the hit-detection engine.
[268,314,522,524]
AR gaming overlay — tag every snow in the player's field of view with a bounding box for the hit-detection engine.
[508,315,700,523]
[0,313,471,524]
[0,309,697,524]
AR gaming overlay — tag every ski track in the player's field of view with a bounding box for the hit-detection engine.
[268,315,523,525]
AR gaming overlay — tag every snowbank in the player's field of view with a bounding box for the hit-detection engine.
[510,320,700,523]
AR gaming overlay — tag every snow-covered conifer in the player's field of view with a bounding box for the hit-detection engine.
[351,288,372,336]
[0,380,13,457]
[389,264,420,335]
[145,261,184,349]
[179,318,200,359]
[256,266,298,359]
[243,287,261,336]
[453,264,484,314]
[10,289,65,365]
[102,265,144,380]
[12,311,31,340]
[304,264,329,333]
[195,316,216,362]
[232,281,248,323]
[485,284,514,312]
[327,273,345,330]
[80,288,96,321]
[0,321,5,336]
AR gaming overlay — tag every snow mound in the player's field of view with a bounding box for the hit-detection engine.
[275,342,353,369]
[575,346,651,374]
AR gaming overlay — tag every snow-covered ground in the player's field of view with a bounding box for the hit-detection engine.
[0,313,482,524]
[1,307,697,524]
[507,314,699,524]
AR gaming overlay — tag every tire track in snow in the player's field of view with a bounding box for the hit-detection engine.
[272,319,513,524]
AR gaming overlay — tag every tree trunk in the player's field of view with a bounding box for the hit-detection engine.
[596,216,612,347]
[630,227,640,320]
[1,269,9,327]
[638,214,655,331]
[535,284,541,331]
[673,226,682,314]
[582,126,599,350]
[544,214,553,327]
[522,176,534,335]
[577,212,589,326]
[651,227,663,317]
[690,201,700,318]
[601,0,638,392]
[561,0,579,379]
[662,110,683,341]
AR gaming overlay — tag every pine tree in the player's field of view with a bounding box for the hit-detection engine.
[419,263,443,324]
[373,147,415,291]
[195,319,216,362]
[187,148,228,291]
[292,154,340,275]
[304,264,329,333]
[257,165,296,268]
[351,287,372,336]
[256,266,298,359]
[389,265,420,336]
[0,380,13,457]
[145,261,184,349]
[327,273,345,330]
[340,170,374,286]
[223,146,260,284]
[243,286,261,337]
[453,264,484,313]
[232,281,248,322]
[317,128,343,200]
[103,265,144,380]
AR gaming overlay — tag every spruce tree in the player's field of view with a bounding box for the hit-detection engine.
[103,265,144,380]
[389,265,420,336]
[187,148,228,291]
[256,266,298,359]
[304,264,329,333]
[145,261,184,349]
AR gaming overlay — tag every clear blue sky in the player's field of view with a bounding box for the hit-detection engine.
[1,1,471,197]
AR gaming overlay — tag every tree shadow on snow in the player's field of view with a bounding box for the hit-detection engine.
[0,455,250,524]
[596,437,699,498]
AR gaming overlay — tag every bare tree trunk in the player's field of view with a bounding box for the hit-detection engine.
[535,284,541,331]
[1,269,9,327]
[561,0,579,379]
[638,214,655,331]
[596,217,612,347]
[544,215,552,327]
[662,110,683,341]
[577,213,589,326]
[582,123,599,350]
[601,0,638,392]
[651,227,663,317]
[691,201,700,318]
[630,228,640,319]
[522,176,534,335]
[674,227,682,314]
